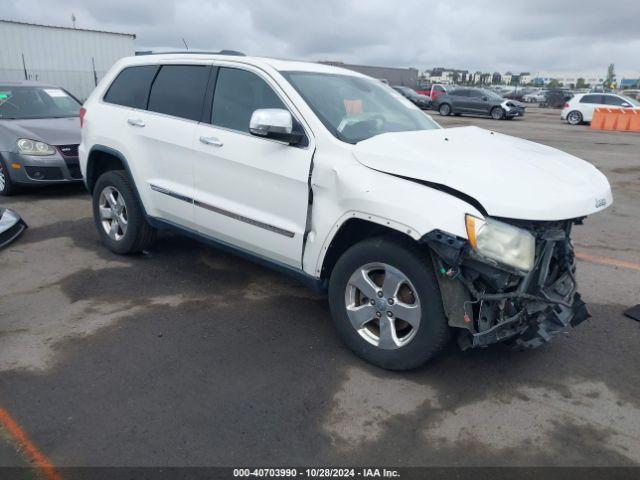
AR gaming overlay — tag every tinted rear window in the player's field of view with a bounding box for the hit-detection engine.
[147,65,211,121]
[104,65,159,109]
[603,95,627,106]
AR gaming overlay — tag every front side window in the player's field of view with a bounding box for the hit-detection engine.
[0,86,81,120]
[104,65,159,109]
[147,65,210,121]
[282,71,439,144]
[580,94,603,104]
[211,67,286,133]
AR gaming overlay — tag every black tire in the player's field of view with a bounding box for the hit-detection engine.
[567,110,583,125]
[92,170,156,254]
[438,103,452,116]
[490,106,505,120]
[328,236,451,370]
[0,158,19,196]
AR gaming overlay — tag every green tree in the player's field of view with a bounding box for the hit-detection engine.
[605,64,616,89]
[547,79,562,88]
[576,78,587,89]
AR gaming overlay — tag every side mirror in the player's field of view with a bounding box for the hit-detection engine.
[483,96,488,101]
[249,108,303,145]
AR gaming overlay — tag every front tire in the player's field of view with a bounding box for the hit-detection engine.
[439,103,452,116]
[328,236,450,370]
[491,106,505,120]
[92,170,156,254]
[567,110,583,125]
[0,158,19,196]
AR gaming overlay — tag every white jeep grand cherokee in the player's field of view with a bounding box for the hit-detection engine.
[79,52,612,370]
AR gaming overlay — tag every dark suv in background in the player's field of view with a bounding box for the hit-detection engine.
[434,87,525,120]
[392,85,431,109]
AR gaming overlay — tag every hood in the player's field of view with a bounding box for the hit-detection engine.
[353,126,612,221]
[0,117,80,148]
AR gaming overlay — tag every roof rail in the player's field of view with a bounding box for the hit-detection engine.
[135,50,246,57]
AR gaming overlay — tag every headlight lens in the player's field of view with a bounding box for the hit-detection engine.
[16,138,56,156]
[465,214,535,272]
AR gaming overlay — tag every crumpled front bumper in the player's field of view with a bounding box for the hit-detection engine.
[0,208,27,249]
[423,218,589,349]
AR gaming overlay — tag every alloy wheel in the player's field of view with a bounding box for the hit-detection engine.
[98,185,128,241]
[568,111,582,125]
[344,262,421,350]
[0,164,5,192]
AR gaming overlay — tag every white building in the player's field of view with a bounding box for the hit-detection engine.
[531,72,605,87]
[0,19,135,99]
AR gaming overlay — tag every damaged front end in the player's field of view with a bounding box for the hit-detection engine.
[423,218,590,349]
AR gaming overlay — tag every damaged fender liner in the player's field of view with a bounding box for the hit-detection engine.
[422,220,590,350]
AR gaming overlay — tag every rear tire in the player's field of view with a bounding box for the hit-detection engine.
[328,236,450,370]
[567,110,583,125]
[491,106,505,120]
[0,158,19,196]
[92,170,156,254]
[439,103,452,116]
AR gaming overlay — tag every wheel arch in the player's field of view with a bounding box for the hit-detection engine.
[318,215,419,282]
[85,145,148,216]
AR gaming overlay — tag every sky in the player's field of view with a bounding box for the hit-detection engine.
[3,0,640,76]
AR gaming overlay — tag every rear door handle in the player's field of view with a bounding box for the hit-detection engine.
[199,136,223,147]
[127,118,146,127]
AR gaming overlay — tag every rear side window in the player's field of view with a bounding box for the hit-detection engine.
[580,94,603,104]
[211,67,286,133]
[104,65,159,109]
[604,95,627,106]
[147,65,211,121]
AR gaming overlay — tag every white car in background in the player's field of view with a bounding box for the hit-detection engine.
[562,93,639,125]
[523,90,546,103]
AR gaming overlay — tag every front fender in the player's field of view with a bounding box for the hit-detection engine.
[303,161,484,276]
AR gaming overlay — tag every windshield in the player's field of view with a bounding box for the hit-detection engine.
[0,86,81,120]
[282,72,440,144]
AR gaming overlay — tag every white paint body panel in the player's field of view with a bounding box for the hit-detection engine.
[353,126,612,221]
[80,54,613,279]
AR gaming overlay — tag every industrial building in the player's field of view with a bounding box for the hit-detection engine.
[0,19,136,100]
[319,61,419,88]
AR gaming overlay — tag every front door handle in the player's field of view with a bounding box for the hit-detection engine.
[199,136,223,147]
[127,118,146,127]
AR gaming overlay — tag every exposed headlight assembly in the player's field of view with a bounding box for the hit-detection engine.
[465,214,535,272]
[16,138,56,156]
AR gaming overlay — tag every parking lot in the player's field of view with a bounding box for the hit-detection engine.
[0,107,639,469]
